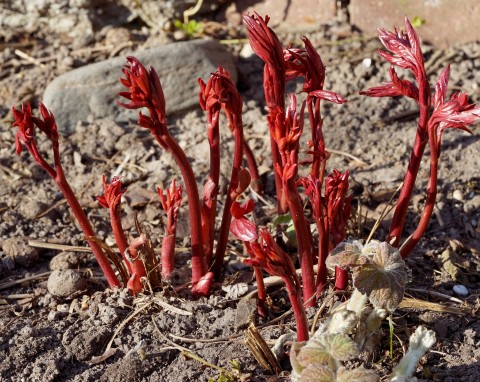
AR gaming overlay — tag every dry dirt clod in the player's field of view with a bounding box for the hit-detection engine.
[47,269,87,298]
[49,251,86,270]
[2,236,39,268]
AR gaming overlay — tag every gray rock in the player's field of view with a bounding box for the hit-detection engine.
[2,237,39,268]
[43,39,237,135]
[47,269,87,298]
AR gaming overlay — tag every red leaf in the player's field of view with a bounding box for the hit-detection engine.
[230,217,258,242]
[434,65,450,109]
[308,90,347,104]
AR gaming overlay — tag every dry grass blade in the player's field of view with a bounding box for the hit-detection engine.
[245,323,282,375]
[105,301,153,354]
[152,296,192,316]
[0,271,51,291]
[328,148,369,166]
[28,240,94,253]
[134,215,161,288]
[407,287,464,304]
[399,297,469,315]
[87,236,129,286]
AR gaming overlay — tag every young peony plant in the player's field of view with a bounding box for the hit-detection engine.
[361,17,480,257]
[290,239,436,382]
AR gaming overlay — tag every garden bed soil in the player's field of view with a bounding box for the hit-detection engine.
[0,4,479,381]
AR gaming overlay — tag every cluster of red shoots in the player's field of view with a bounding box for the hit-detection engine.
[11,15,479,342]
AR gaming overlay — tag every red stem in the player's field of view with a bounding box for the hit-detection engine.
[202,107,221,266]
[284,277,309,342]
[334,267,349,290]
[109,205,133,274]
[284,179,316,307]
[400,121,438,257]
[388,67,431,248]
[316,216,329,293]
[126,234,147,294]
[268,117,288,214]
[212,113,244,278]
[245,242,267,317]
[242,141,262,193]
[150,130,206,285]
[308,98,326,182]
[56,175,121,288]
[161,234,176,279]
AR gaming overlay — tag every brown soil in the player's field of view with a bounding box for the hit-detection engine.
[0,3,479,382]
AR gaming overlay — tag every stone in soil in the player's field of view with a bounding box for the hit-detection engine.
[43,40,237,135]
[2,236,39,268]
[49,251,87,271]
[47,269,87,298]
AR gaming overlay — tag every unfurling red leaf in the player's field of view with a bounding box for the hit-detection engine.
[230,217,257,242]
[353,241,407,311]
[433,65,450,109]
[308,90,347,104]
[230,199,254,218]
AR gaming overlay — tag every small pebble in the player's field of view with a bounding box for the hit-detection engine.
[362,57,372,67]
[453,284,469,297]
[48,310,68,321]
[452,189,464,201]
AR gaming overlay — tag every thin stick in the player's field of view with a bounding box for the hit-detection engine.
[105,301,153,352]
[327,148,368,166]
[152,297,193,316]
[406,288,464,304]
[183,0,204,24]
[28,240,95,253]
[0,271,51,290]
[366,183,403,243]
[14,49,46,68]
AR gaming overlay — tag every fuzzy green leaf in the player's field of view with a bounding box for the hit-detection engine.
[296,334,358,368]
[337,366,380,382]
[296,339,333,366]
[353,241,406,311]
[321,334,359,361]
[326,240,364,269]
[290,341,307,376]
[299,364,335,382]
